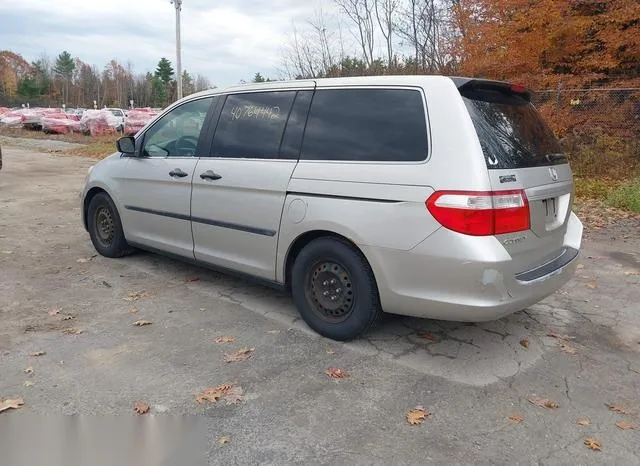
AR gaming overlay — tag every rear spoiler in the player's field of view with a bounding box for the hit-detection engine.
[449,77,532,102]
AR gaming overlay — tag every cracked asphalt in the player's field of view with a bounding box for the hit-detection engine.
[1,141,639,465]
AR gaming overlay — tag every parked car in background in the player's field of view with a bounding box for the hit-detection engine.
[80,110,121,136]
[81,75,583,341]
[65,108,86,118]
[107,108,125,132]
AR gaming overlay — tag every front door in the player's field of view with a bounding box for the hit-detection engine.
[191,89,313,280]
[118,96,215,258]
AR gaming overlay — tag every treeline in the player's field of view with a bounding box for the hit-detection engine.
[0,51,213,109]
[280,0,640,89]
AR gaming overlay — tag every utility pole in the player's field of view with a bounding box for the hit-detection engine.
[170,0,183,100]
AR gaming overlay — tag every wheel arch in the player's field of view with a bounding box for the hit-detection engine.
[283,230,379,295]
[83,187,108,230]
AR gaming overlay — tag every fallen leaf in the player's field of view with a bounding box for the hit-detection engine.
[559,343,578,355]
[128,306,139,313]
[1,250,13,254]
[47,308,61,316]
[123,291,149,302]
[23,381,34,388]
[224,386,244,405]
[606,404,631,414]
[576,417,591,426]
[519,339,529,349]
[528,396,559,409]
[417,331,440,343]
[508,414,524,423]
[615,420,636,430]
[325,368,350,379]
[30,351,45,357]
[624,271,639,276]
[547,330,575,341]
[76,255,96,263]
[325,345,335,355]
[195,384,232,404]
[214,336,235,344]
[576,263,584,270]
[24,367,33,374]
[133,320,152,327]
[218,436,231,445]
[61,327,83,335]
[406,406,431,425]
[134,401,150,415]
[224,347,254,363]
[60,315,74,321]
[584,437,601,451]
[266,330,279,334]
[184,277,200,283]
[0,398,24,413]
[586,282,598,289]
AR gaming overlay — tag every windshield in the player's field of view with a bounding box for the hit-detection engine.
[462,88,566,169]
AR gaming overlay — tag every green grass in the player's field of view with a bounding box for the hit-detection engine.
[607,178,640,213]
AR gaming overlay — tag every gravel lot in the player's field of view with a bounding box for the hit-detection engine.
[1,141,639,465]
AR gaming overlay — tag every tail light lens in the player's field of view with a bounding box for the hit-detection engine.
[426,190,530,236]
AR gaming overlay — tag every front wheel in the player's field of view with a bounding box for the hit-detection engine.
[291,237,382,341]
[87,192,133,258]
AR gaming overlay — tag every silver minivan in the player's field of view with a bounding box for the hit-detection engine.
[81,76,583,340]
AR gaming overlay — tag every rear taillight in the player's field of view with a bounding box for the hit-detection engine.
[426,190,530,236]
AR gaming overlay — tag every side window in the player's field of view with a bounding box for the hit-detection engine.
[210,91,296,159]
[142,97,214,157]
[300,88,428,162]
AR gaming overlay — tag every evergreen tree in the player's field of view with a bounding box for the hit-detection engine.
[53,51,75,104]
[155,58,174,84]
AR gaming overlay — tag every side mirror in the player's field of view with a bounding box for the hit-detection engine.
[116,136,136,155]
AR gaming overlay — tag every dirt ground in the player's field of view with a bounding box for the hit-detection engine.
[1,139,639,465]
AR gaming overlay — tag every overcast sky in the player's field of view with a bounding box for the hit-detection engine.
[0,0,331,87]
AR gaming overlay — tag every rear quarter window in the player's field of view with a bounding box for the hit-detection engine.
[462,89,566,169]
[300,88,428,162]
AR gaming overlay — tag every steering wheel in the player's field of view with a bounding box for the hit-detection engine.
[174,135,199,156]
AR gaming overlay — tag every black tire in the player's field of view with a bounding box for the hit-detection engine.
[87,192,133,258]
[291,237,382,341]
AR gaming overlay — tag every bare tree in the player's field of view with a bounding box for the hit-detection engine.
[335,0,376,67]
[374,0,399,67]
[281,24,315,78]
[281,18,339,79]
[398,0,452,73]
[194,74,212,92]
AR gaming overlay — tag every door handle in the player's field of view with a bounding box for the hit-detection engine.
[169,168,189,178]
[200,170,222,181]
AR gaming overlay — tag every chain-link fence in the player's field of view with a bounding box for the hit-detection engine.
[532,87,640,140]
[532,87,640,179]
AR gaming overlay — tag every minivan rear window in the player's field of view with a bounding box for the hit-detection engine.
[462,88,566,169]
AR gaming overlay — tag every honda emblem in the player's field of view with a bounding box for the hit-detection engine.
[549,167,559,181]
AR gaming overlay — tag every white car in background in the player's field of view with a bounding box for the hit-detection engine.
[107,108,125,132]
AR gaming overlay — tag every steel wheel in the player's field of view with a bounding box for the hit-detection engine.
[94,206,115,247]
[305,260,355,323]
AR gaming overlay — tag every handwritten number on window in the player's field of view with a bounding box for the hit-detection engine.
[230,105,280,121]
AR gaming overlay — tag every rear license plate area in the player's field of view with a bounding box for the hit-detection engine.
[542,197,558,224]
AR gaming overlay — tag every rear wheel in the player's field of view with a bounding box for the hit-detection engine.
[291,237,382,341]
[87,192,133,258]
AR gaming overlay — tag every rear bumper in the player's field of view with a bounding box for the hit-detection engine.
[363,212,583,322]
